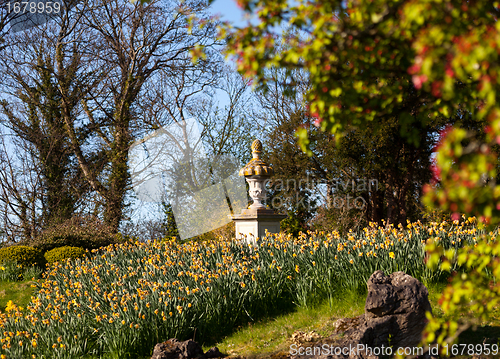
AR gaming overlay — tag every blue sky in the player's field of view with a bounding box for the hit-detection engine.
[210,0,246,26]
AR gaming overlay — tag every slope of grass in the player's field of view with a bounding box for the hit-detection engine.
[0,279,36,311]
[209,282,500,359]
[206,289,366,357]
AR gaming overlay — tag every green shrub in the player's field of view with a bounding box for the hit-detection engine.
[281,212,307,238]
[29,215,122,252]
[44,246,86,264]
[0,245,45,268]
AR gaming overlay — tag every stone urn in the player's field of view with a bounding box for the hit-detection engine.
[231,139,286,243]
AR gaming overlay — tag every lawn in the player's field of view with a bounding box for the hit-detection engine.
[0,280,36,312]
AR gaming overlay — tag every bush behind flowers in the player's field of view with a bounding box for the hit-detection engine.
[29,216,122,253]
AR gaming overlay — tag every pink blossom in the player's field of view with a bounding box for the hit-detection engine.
[412,74,428,89]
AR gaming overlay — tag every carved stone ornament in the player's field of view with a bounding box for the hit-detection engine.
[238,139,274,177]
[239,139,273,209]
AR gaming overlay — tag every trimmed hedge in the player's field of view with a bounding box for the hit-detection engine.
[29,216,121,252]
[44,246,86,264]
[0,245,45,267]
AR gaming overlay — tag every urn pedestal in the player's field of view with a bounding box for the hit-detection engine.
[232,208,286,243]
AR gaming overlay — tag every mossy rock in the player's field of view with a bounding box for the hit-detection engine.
[44,246,86,264]
[0,245,45,267]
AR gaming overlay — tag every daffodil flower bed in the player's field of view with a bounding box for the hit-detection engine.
[0,218,488,358]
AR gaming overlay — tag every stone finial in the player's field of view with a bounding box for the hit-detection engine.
[251,139,262,156]
[239,139,274,177]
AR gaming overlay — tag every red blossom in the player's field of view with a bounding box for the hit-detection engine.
[432,81,442,97]
[445,65,454,78]
[479,215,493,225]
[451,212,460,221]
[463,180,473,188]
[407,63,421,75]
[430,162,441,184]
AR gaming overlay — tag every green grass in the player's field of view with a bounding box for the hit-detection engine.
[206,289,366,358]
[0,279,36,311]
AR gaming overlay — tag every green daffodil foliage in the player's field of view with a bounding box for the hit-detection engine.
[222,0,500,354]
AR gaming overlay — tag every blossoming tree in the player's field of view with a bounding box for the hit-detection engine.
[222,0,500,352]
